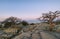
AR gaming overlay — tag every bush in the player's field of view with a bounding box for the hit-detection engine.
[21,21,29,26]
[30,23,35,25]
[4,22,12,28]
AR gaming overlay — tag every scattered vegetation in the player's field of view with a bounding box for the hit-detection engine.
[0,11,60,39]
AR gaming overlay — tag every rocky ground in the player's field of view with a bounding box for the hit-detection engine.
[12,24,60,39]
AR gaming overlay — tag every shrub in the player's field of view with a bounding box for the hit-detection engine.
[4,22,12,28]
[21,21,29,26]
[30,23,35,25]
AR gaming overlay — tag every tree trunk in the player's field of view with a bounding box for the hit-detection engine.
[49,23,55,31]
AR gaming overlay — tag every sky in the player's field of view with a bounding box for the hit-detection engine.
[0,0,60,21]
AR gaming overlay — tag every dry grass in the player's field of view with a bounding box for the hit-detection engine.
[3,27,21,34]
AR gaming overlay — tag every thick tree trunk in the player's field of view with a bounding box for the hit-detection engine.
[48,18,54,31]
[49,23,55,31]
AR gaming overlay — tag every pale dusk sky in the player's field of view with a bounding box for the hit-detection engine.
[0,0,60,21]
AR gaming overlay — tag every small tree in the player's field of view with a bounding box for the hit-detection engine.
[38,11,60,31]
[2,16,21,28]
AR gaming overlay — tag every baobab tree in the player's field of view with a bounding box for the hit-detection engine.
[38,11,60,31]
